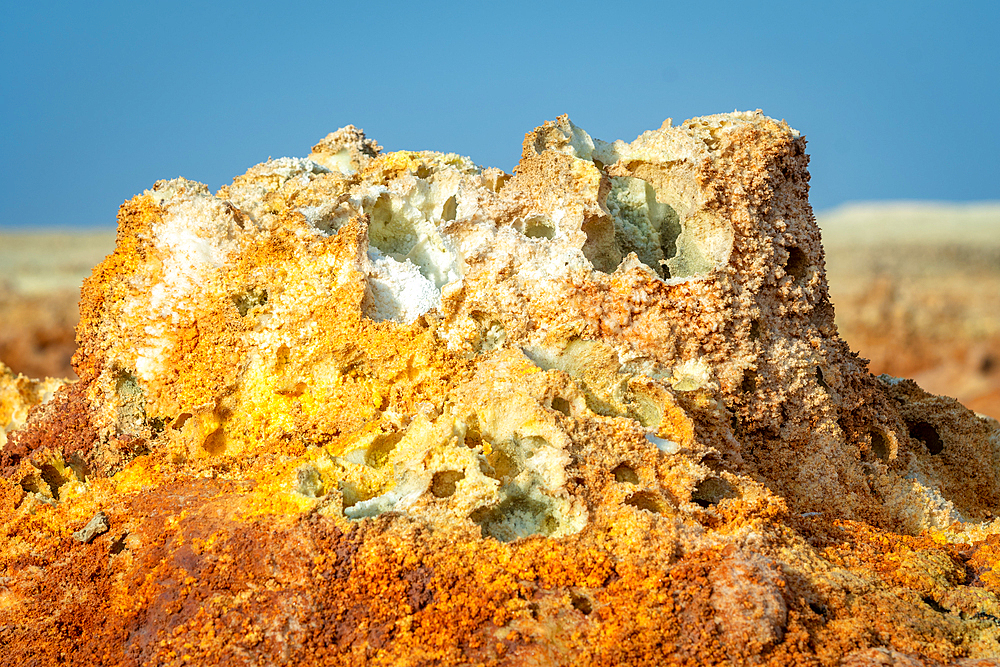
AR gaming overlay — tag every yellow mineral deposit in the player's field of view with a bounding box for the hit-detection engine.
[2,113,1000,665]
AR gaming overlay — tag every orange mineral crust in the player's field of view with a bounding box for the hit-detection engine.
[3,114,1000,665]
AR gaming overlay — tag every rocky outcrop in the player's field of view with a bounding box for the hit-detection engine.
[2,113,1000,665]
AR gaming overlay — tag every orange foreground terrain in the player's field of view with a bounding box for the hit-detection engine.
[2,114,1000,666]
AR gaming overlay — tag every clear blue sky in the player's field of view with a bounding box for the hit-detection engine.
[2,0,997,228]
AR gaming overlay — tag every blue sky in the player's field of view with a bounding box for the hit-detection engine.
[2,0,997,228]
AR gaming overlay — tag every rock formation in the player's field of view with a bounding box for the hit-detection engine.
[2,113,1000,665]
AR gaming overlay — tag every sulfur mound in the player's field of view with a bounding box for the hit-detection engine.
[3,113,1000,666]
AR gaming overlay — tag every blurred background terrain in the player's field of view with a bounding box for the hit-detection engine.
[1,202,997,417]
[0,230,114,379]
[819,203,1000,418]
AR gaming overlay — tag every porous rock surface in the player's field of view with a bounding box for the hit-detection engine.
[3,113,1000,665]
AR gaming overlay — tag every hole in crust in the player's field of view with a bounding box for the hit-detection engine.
[365,432,405,468]
[483,170,509,193]
[784,246,809,281]
[870,430,890,462]
[431,470,465,498]
[570,592,593,615]
[691,477,736,508]
[809,602,827,618]
[923,596,947,613]
[612,463,640,484]
[202,428,227,456]
[19,474,45,498]
[276,345,291,372]
[909,421,944,455]
[581,214,621,273]
[338,481,363,510]
[484,443,520,482]
[624,490,663,514]
[441,195,457,222]
[815,367,829,389]
[522,216,556,239]
[172,413,192,430]
[749,319,761,341]
[39,464,69,500]
[604,176,680,280]
[65,453,90,482]
[471,494,559,542]
[741,370,757,394]
[464,421,483,449]
[109,531,129,555]
[232,287,268,317]
[551,396,571,416]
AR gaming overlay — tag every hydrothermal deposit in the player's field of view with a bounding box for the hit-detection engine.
[3,113,1000,666]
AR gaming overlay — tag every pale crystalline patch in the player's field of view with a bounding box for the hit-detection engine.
[344,480,426,520]
[505,226,595,286]
[646,433,681,454]
[670,358,714,392]
[353,169,470,323]
[134,322,171,381]
[298,204,340,231]
[224,158,329,224]
[323,148,355,174]
[532,116,620,165]
[147,184,242,312]
[243,157,328,183]
[902,473,966,530]
[0,365,66,449]
[359,182,464,289]
[132,182,243,380]
[362,249,441,323]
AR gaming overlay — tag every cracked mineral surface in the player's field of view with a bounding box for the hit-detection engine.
[3,113,1000,666]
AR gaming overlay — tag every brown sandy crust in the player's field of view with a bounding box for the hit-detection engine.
[2,113,1000,665]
